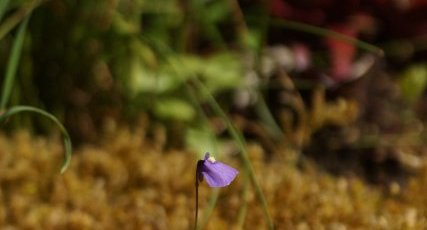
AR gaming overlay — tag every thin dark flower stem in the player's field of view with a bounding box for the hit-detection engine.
[194,183,199,230]
[185,86,220,230]
[139,36,222,230]
[194,160,203,230]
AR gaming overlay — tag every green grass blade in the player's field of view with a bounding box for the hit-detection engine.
[183,70,222,230]
[193,78,274,229]
[197,188,220,230]
[0,105,72,173]
[140,35,274,228]
[0,0,42,41]
[270,19,384,56]
[255,91,283,138]
[196,127,221,230]
[0,0,10,22]
[0,14,30,110]
[236,174,250,229]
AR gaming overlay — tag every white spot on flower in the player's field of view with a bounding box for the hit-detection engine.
[207,156,216,163]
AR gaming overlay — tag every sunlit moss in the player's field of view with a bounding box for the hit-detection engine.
[0,127,426,229]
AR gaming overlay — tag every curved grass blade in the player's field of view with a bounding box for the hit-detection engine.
[0,105,72,173]
[0,13,30,110]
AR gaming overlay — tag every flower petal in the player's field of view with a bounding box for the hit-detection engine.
[201,160,239,187]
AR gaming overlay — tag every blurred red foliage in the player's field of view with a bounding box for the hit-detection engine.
[267,0,427,82]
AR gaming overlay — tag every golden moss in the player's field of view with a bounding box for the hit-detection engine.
[0,129,426,229]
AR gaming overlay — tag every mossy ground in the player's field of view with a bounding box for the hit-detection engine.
[0,124,426,229]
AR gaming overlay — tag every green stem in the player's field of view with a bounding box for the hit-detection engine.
[0,13,30,110]
[270,19,384,56]
[197,188,220,230]
[185,85,222,230]
[0,0,43,41]
[254,91,283,138]
[236,174,250,229]
[193,78,274,229]
[0,0,10,22]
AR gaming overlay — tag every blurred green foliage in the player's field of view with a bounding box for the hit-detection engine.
[399,64,427,104]
[2,1,427,229]
[1,0,245,143]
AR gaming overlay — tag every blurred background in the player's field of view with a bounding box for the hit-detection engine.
[1,0,427,229]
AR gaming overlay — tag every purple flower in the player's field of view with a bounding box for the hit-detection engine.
[196,153,239,187]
